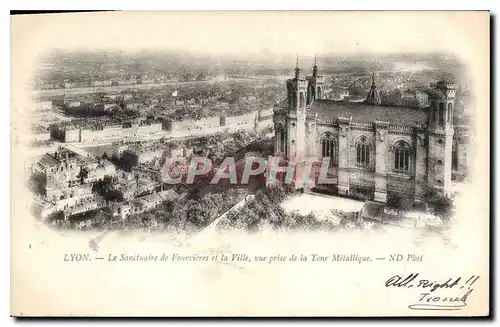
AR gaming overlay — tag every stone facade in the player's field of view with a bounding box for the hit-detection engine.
[38,147,117,202]
[54,110,269,144]
[273,61,460,204]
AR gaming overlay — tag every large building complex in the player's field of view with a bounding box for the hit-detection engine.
[273,59,470,205]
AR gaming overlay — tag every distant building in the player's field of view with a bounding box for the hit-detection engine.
[104,103,117,111]
[30,125,51,142]
[117,79,137,86]
[34,147,117,220]
[92,80,113,87]
[380,89,402,106]
[401,87,430,109]
[331,87,350,100]
[68,101,81,108]
[113,189,180,219]
[103,94,121,101]
[126,103,139,109]
[32,100,52,111]
[122,144,166,166]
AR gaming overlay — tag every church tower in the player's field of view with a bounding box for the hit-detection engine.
[307,55,325,105]
[427,81,455,196]
[284,56,308,162]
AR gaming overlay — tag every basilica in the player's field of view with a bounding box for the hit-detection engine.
[273,58,458,205]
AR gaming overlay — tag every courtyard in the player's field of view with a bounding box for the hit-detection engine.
[280,192,365,225]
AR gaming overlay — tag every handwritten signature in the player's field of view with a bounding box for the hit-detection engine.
[385,274,480,310]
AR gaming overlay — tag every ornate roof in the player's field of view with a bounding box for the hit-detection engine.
[38,153,59,168]
[364,73,381,105]
[308,100,429,126]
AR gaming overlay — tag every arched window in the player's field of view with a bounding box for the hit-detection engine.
[432,103,437,122]
[299,92,305,108]
[276,124,287,155]
[393,141,411,172]
[447,103,453,123]
[281,128,286,155]
[276,124,282,152]
[321,133,337,166]
[288,93,295,109]
[452,140,458,170]
[317,86,322,100]
[356,136,371,166]
[439,102,445,126]
[307,85,313,104]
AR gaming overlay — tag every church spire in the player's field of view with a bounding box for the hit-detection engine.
[312,54,318,77]
[365,72,381,105]
[294,54,300,80]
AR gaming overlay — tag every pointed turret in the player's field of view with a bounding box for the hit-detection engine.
[294,54,300,80]
[365,73,381,105]
[312,54,318,78]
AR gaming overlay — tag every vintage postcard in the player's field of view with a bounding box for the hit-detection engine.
[10,11,490,317]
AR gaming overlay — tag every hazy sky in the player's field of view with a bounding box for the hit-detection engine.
[11,11,488,93]
[12,11,487,59]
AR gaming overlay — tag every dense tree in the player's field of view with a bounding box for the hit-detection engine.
[28,171,46,196]
[46,210,65,225]
[427,195,454,223]
[386,194,404,215]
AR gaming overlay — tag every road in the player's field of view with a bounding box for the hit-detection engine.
[192,195,255,243]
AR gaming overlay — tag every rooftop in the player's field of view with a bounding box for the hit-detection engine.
[129,189,179,207]
[38,146,100,168]
[308,100,429,126]
[126,143,166,156]
[157,189,179,201]
[38,153,60,167]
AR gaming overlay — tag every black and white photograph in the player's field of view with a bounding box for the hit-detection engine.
[10,11,490,317]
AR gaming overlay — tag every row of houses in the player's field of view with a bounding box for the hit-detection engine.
[74,189,184,230]
[112,189,181,220]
